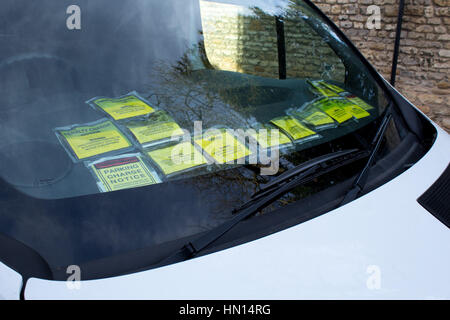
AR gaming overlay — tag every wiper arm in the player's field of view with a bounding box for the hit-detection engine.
[340,105,393,206]
[234,148,360,213]
[158,149,369,267]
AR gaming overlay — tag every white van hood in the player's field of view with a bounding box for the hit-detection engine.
[21,122,450,300]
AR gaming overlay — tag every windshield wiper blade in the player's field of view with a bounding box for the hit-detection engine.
[157,149,369,267]
[233,148,360,213]
[340,105,393,206]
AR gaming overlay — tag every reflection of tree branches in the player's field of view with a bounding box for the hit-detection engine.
[145,53,259,131]
[139,32,320,225]
[179,167,263,220]
[143,46,304,217]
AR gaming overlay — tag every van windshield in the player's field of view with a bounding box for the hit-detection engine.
[0,0,394,276]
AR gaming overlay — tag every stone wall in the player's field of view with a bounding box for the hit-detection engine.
[200,1,346,81]
[313,0,450,131]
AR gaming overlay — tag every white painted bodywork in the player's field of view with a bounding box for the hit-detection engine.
[23,121,450,300]
[0,262,22,300]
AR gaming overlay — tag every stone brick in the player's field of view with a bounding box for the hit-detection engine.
[416,25,434,32]
[433,0,450,7]
[434,26,447,33]
[439,50,450,58]
[442,118,450,130]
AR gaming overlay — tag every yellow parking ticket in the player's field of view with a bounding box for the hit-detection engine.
[345,95,375,111]
[291,107,335,128]
[270,116,317,141]
[90,154,160,192]
[308,80,340,97]
[319,81,346,94]
[147,142,207,176]
[312,99,353,124]
[314,86,340,98]
[125,111,185,146]
[324,98,370,120]
[89,92,155,120]
[343,104,371,119]
[57,120,132,160]
[250,128,292,149]
[194,129,252,164]
[304,111,335,127]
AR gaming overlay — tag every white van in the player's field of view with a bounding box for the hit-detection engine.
[0,0,448,300]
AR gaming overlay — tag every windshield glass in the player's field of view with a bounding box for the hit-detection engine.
[0,0,393,275]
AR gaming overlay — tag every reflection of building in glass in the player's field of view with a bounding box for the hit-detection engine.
[200,0,345,81]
